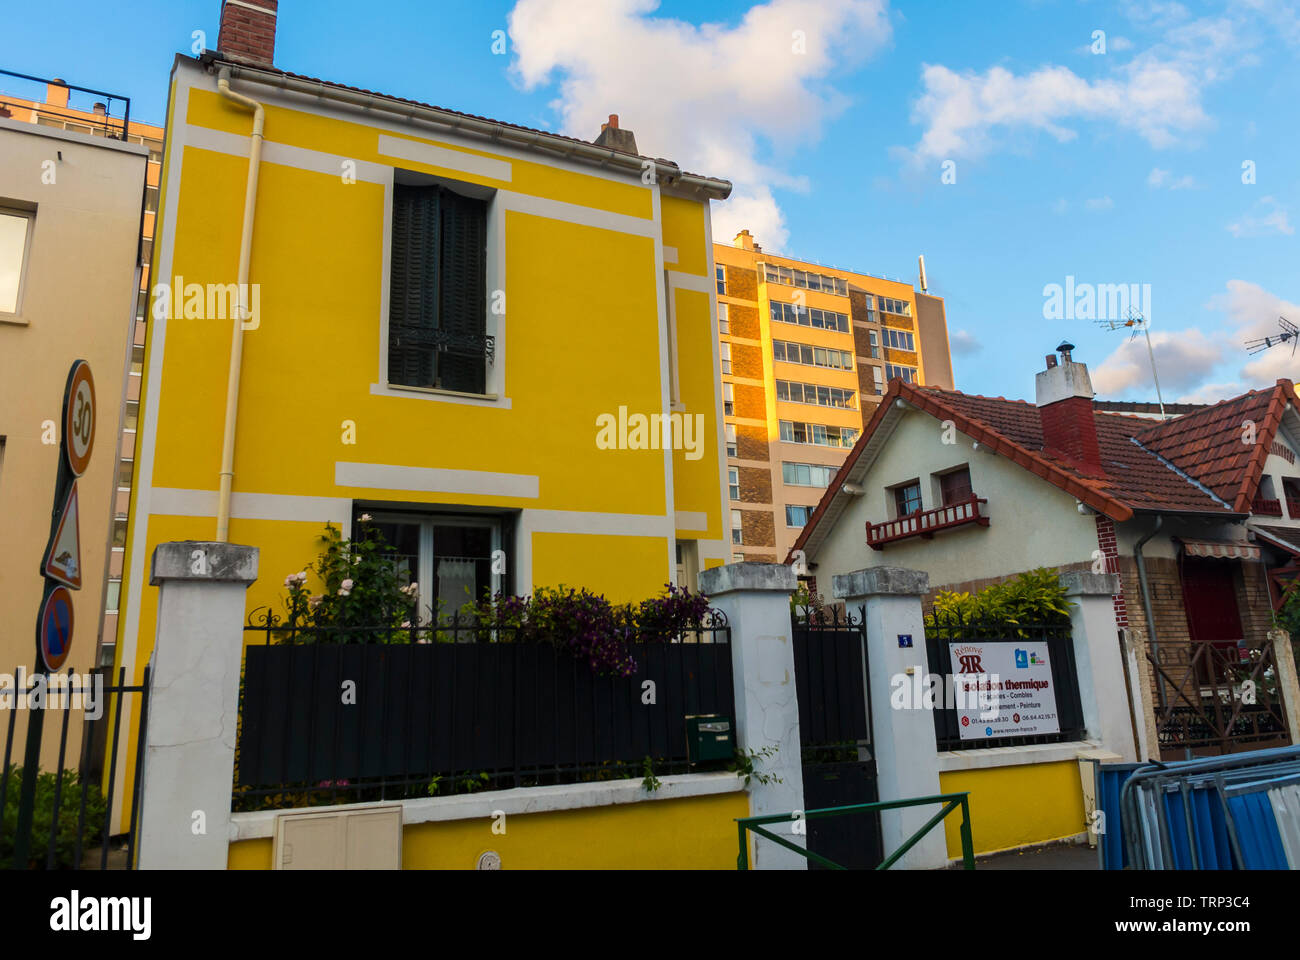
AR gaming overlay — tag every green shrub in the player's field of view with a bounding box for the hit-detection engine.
[1,765,107,869]
[928,568,1073,632]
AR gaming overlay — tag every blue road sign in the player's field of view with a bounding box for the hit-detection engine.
[39,585,75,671]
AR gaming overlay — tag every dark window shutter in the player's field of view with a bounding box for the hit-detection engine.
[436,189,487,394]
[388,184,440,388]
[387,185,488,392]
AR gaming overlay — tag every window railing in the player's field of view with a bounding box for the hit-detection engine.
[1287,498,1300,519]
[867,494,988,549]
[1252,497,1283,517]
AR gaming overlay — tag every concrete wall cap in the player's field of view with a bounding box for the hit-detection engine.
[1058,571,1120,597]
[150,541,260,586]
[833,567,930,599]
[698,562,797,595]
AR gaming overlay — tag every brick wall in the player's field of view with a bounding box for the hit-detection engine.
[738,466,772,504]
[734,383,766,420]
[736,424,768,462]
[729,304,760,340]
[725,265,758,302]
[740,509,775,549]
[1094,514,1130,628]
[732,343,764,380]
[217,0,278,66]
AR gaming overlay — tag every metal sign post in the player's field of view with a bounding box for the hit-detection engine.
[12,360,94,868]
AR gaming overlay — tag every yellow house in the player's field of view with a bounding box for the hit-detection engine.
[113,12,733,818]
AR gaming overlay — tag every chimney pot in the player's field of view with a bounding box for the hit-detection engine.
[1036,345,1103,477]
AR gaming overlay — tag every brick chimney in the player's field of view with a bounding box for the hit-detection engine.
[734,230,756,251]
[46,80,69,108]
[594,114,639,155]
[217,0,279,67]
[1035,341,1104,477]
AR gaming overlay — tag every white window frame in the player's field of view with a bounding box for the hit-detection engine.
[0,206,36,320]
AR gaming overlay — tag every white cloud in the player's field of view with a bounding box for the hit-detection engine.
[1092,328,1224,396]
[905,59,1207,163]
[507,0,893,253]
[950,330,981,355]
[903,2,1276,165]
[1147,167,1196,189]
[1228,196,1294,237]
[1086,195,1114,211]
[1208,279,1300,384]
[1177,381,1248,404]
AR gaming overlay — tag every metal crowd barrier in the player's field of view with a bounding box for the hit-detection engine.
[1092,745,1300,870]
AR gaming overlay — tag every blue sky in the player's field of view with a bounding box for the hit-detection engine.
[3,0,1297,402]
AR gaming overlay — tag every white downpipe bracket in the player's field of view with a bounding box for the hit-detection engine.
[215,66,265,543]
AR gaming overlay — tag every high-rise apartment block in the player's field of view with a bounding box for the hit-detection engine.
[715,230,954,563]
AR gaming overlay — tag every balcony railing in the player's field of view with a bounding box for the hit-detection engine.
[1288,499,1300,519]
[867,494,989,550]
[1252,497,1283,517]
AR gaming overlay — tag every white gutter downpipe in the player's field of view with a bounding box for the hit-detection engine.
[215,66,265,543]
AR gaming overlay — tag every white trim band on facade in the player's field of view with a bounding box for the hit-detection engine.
[675,511,709,532]
[936,740,1102,773]
[150,488,353,523]
[335,461,540,499]
[377,133,512,183]
[228,772,745,841]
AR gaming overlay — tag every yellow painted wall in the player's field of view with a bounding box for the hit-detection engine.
[111,58,730,830]
[939,762,1087,858]
[228,792,747,869]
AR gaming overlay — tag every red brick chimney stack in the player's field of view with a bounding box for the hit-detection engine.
[1036,341,1104,478]
[217,0,279,67]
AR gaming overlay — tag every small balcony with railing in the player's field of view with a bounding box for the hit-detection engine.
[1252,496,1284,517]
[1288,499,1300,520]
[866,493,989,550]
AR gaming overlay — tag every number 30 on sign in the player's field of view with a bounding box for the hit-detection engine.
[64,360,95,477]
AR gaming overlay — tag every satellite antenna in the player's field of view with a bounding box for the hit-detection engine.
[1246,317,1299,358]
[1096,309,1167,418]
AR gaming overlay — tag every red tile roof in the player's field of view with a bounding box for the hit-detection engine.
[1135,384,1293,513]
[788,379,1297,562]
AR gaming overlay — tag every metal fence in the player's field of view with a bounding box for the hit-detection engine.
[924,616,1086,751]
[235,611,735,811]
[1,666,150,870]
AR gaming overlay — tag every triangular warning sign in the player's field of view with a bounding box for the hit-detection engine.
[43,481,82,589]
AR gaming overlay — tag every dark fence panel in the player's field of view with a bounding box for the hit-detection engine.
[925,618,1085,751]
[236,620,734,808]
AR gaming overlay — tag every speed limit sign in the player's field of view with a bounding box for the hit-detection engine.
[63,360,95,477]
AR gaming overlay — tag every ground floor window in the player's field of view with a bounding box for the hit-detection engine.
[358,509,506,624]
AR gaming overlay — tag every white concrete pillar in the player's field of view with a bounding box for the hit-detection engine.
[1060,572,1138,762]
[136,541,258,869]
[833,567,945,870]
[699,562,805,870]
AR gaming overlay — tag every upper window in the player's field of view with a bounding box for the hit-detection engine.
[716,265,727,295]
[939,467,973,506]
[388,183,489,395]
[894,482,923,518]
[867,329,880,359]
[886,363,918,385]
[761,263,848,296]
[718,302,729,334]
[769,301,850,333]
[728,467,740,501]
[0,208,35,315]
[875,296,911,317]
[882,328,915,352]
[725,423,738,458]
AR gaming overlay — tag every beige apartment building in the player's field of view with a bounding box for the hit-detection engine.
[715,230,954,564]
[0,74,147,751]
[1,75,164,665]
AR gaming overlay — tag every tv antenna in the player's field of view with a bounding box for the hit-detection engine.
[1245,317,1298,358]
[1096,310,1166,418]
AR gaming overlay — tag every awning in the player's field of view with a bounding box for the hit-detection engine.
[1251,524,1300,557]
[1179,539,1261,561]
